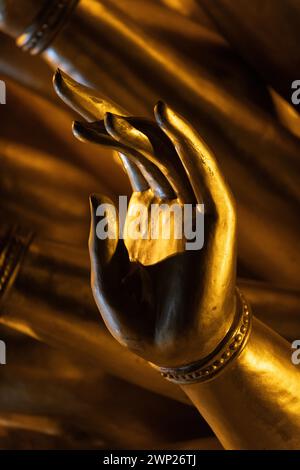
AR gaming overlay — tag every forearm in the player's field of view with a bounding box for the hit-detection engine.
[181,317,300,450]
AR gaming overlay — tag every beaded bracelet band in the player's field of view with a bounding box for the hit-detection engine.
[151,288,252,385]
[0,226,33,305]
[16,0,78,55]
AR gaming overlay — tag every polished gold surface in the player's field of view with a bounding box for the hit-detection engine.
[56,69,300,448]
[183,318,300,449]
[153,289,252,384]
[45,0,300,287]
[0,0,299,451]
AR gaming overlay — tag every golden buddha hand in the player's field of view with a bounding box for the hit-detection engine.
[79,101,237,367]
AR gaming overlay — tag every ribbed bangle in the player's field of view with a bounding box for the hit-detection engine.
[150,288,252,385]
[16,0,78,55]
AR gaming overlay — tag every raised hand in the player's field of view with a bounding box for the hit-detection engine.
[55,71,237,368]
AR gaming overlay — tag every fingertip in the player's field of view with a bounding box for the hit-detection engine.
[154,100,168,127]
[89,193,101,213]
[89,194,103,252]
[89,193,96,208]
[89,194,97,253]
[72,120,87,141]
[53,68,64,91]
[155,101,188,145]
[89,194,103,230]
[154,100,179,131]
[52,68,62,92]
[104,112,127,141]
[89,193,115,213]
[52,68,76,99]
[104,111,115,136]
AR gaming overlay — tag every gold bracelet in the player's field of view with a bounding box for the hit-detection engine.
[16,0,78,55]
[152,288,252,385]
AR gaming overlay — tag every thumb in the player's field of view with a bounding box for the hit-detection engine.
[89,193,119,269]
[89,194,129,290]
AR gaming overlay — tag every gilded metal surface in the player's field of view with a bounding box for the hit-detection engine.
[154,289,252,384]
[17,0,79,55]
[47,1,300,287]
[183,318,300,449]
[0,0,299,451]
[56,85,237,366]
[2,0,300,285]
[56,73,300,448]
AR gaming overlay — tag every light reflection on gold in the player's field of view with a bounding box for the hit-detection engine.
[0,0,299,451]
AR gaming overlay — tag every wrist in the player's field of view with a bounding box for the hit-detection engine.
[179,318,300,449]
[150,288,252,385]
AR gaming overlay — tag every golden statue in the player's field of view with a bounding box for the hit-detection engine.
[0,0,299,451]
[51,71,300,449]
